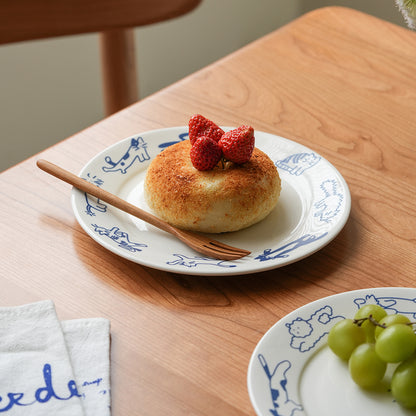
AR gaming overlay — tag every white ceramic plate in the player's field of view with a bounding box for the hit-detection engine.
[71,127,350,276]
[247,287,416,416]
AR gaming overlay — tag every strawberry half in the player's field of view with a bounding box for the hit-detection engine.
[189,114,224,145]
[218,125,255,164]
[190,136,222,171]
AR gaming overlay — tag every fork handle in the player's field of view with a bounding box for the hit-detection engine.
[36,159,176,235]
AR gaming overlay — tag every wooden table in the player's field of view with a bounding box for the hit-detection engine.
[1,6,416,415]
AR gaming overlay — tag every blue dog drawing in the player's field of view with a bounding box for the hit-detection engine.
[102,137,150,174]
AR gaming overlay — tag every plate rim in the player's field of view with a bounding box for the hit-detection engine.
[246,286,416,416]
[71,126,351,276]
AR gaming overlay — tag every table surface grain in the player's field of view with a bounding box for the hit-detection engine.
[1,6,416,415]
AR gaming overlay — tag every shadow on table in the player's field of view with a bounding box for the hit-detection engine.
[70,215,357,311]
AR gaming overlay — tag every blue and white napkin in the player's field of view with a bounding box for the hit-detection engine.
[0,300,111,415]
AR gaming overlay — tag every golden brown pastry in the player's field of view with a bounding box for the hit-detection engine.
[144,140,281,233]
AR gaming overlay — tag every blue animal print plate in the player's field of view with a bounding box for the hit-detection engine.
[247,287,416,416]
[71,127,351,276]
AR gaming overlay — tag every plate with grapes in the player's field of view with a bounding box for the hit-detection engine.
[247,287,416,416]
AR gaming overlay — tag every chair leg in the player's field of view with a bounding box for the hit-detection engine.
[100,28,139,116]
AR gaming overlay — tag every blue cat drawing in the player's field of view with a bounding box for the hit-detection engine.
[275,152,320,176]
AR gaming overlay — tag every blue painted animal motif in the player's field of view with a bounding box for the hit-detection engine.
[85,194,107,216]
[91,224,147,252]
[102,137,150,174]
[354,294,416,319]
[275,152,320,176]
[285,306,344,352]
[258,355,302,416]
[314,179,343,223]
[167,254,236,268]
[81,174,107,216]
[255,233,328,262]
[158,132,189,150]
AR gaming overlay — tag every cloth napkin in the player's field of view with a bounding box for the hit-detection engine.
[0,300,111,416]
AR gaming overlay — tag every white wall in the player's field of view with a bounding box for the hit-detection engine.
[0,0,407,171]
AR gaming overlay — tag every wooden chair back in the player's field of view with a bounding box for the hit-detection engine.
[0,0,202,115]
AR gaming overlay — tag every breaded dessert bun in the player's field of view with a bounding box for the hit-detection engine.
[144,140,281,233]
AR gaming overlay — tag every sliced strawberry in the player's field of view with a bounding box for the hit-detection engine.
[188,114,224,145]
[218,125,255,164]
[190,136,222,171]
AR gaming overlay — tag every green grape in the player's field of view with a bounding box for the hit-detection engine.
[354,304,387,342]
[374,314,410,339]
[327,319,366,360]
[375,324,416,363]
[391,354,416,409]
[348,343,387,388]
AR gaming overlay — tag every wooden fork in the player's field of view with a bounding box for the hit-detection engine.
[37,160,251,261]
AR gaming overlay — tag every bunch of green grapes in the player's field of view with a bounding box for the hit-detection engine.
[327,304,416,409]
